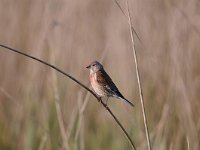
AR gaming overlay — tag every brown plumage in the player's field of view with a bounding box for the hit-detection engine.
[86,61,134,107]
[96,69,119,95]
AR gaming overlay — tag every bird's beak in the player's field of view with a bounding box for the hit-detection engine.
[86,65,91,69]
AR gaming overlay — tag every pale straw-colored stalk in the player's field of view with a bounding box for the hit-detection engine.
[126,1,152,150]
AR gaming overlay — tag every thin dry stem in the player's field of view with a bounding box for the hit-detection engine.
[186,136,190,150]
[78,92,85,150]
[66,108,78,139]
[75,92,82,141]
[0,87,21,106]
[74,92,84,149]
[113,0,142,43]
[0,44,136,150]
[126,1,152,150]
[50,50,70,150]
[80,92,91,114]
[38,134,48,150]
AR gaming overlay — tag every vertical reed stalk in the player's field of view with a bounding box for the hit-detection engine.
[126,1,152,150]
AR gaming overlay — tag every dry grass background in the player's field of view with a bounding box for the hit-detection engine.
[0,0,200,149]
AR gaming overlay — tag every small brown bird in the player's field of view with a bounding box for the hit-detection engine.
[86,61,134,107]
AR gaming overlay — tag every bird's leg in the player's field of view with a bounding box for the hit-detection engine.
[100,97,103,103]
[98,96,104,104]
[105,97,109,106]
[95,94,101,102]
[98,96,109,107]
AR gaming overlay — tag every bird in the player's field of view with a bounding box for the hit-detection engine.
[86,61,134,107]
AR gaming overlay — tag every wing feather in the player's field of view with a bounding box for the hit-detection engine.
[96,69,119,95]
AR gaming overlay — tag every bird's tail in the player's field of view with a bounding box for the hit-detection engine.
[119,97,134,107]
[113,91,134,107]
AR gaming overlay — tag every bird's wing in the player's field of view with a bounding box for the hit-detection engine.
[96,69,133,106]
[96,69,119,94]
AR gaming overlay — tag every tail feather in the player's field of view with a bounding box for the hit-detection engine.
[119,97,134,107]
[113,91,134,107]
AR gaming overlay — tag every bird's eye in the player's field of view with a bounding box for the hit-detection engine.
[92,64,96,66]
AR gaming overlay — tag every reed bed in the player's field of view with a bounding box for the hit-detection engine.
[0,0,199,149]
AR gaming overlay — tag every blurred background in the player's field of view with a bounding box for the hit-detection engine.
[0,0,199,149]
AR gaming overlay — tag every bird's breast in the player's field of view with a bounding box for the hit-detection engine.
[90,73,95,83]
[90,73,97,86]
[90,72,106,97]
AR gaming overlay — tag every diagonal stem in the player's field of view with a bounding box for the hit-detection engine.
[0,44,136,150]
[113,0,142,43]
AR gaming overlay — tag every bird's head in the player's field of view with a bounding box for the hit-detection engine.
[86,61,103,73]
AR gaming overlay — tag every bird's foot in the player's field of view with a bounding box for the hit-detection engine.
[97,96,101,102]
[98,97,108,106]
[102,100,109,108]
